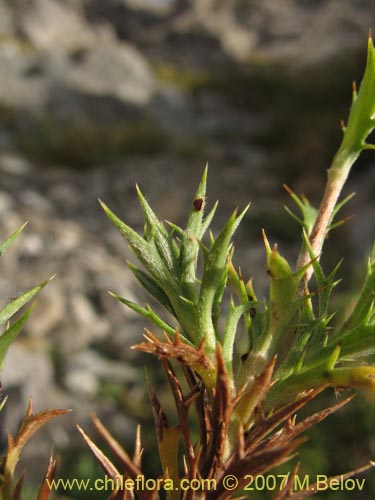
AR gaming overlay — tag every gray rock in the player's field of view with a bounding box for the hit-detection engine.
[1,342,72,423]
[63,349,139,397]
[0,154,33,175]
[87,0,372,65]
[61,41,155,106]
[0,0,155,117]
[0,2,13,37]
[0,191,14,214]
[0,39,49,110]
[20,0,95,54]
[241,0,372,64]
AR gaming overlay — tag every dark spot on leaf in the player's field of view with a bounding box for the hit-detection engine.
[193,198,204,211]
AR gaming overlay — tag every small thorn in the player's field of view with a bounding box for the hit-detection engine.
[352,81,358,102]
[163,330,173,344]
[283,184,293,196]
[174,330,181,345]
[198,336,206,352]
[238,266,243,281]
[27,397,33,416]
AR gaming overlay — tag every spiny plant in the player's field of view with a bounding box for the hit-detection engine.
[79,36,375,499]
[0,225,68,500]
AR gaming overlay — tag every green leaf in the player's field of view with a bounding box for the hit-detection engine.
[0,222,28,257]
[109,292,185,340]
[100,199,151,264]
[302,229,343,318]
[0,307,33,370]
[200,206,249,303]
[227,260,254,341]
[341,34,375,153]
[263,231,301,324]
[165,220,184,238]
[179,166,209,295]
[284,185,318,235]
[136,185,178,273]
[212,255,230,336]
[200,200,219,238]
[197,205,249,349]
[338,324,375,360]
[330,192,356,224]
[222,298,249,375]
[135,184,167,236]
[340,258,375,332]
[127,262,176,315]
[100,199,174,291]
[0,278,51,327]
[0,395,8,413]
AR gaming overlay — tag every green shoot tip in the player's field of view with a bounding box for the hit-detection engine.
[261,229,271,254]
[98,198,108,211]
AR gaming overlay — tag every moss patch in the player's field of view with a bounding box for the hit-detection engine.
[16,117,169,168]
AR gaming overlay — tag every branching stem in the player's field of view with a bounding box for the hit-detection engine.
[297,149,359,285]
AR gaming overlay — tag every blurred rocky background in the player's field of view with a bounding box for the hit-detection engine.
[0,0,374,498]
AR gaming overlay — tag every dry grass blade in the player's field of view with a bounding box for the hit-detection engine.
[13,472,25,500]
[133,425,143,470]
[182,365,211,458]
[267,394,355,448]
[90,412,142,479]
[233,356,276,430]
[2,400,70,481]
[77,425,145,500]
[36,454,58,500]
[273,462,301,500]
[286,461,375,499]
[183,448,203,500]
[160,360,195,468]
[146,369,171,443]
[76,425,122,484]
[15,406,71,452]
[133,330,216,387]
[208,438,306,500]
[245,388,324,453]
[146,370,181,493]
[201,346,232,480]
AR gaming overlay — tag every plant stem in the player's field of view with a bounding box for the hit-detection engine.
[297,148,359,284]
[297,35,375,282]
